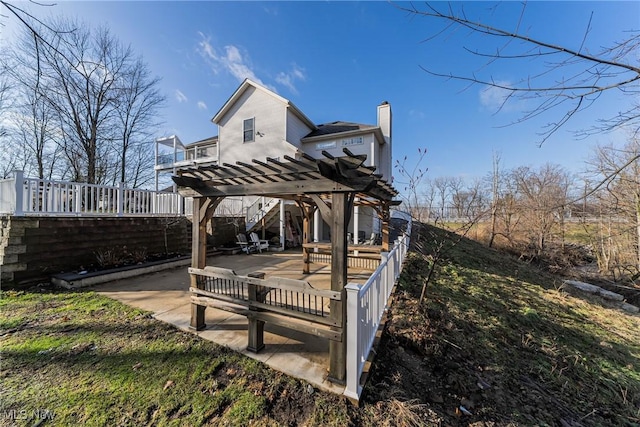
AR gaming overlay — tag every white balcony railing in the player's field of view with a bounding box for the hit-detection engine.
[1,171,184,217]
[344,215,412,400]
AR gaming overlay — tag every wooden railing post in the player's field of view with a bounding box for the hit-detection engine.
[247,272,266,352]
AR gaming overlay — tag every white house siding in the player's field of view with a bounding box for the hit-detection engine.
[349,206,375,238]
[217,86,298,165]
[285,110,313,150]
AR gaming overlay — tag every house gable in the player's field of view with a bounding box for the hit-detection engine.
[214,83,291,164]
[212,79,316,164]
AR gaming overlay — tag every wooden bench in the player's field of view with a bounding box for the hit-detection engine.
[189,266,342,352]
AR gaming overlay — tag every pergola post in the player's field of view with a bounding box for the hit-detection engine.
[381,202,391,252]
[190,196,221,331]
[328,192,351,383]
[298,202,314,274]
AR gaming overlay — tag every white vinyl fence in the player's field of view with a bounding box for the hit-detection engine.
[1,172,272,221]
[1,171,184,216]
[344,215,412,400]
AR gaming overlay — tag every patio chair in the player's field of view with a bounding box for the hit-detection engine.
[249,232,269,253]
[236,233,257,254]
[363,232,377,245]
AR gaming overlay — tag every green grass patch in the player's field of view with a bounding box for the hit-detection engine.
[0,289,347,426]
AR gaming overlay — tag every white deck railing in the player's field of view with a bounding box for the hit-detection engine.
[245,197,280,230]
[344,216,412,400]
[0,171,269,221]
[1,171,184,216]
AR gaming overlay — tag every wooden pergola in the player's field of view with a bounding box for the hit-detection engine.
[173,149,398,383]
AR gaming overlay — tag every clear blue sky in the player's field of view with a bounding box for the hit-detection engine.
[2,1,638,183]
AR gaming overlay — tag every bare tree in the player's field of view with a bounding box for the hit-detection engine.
[1,27,63,179]
[0,144,29,179]
[401,2,640,145]
[448,176,464,217]
[433,176,449,219]
[451,177,487,220]
[420,178,437,223]
[510,163,573,257]
[13,89,60,179]
[123,140,155,188]
[113,57,165,184]
[586,138,640,277]
[487,152,501,248]
[38,21,130,184]
[4,15,164,186]
[0,61,12,139]
[394,148,429,221]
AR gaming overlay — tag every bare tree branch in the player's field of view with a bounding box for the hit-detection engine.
[399,1,640,145]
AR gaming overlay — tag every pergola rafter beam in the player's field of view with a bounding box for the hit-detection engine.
[252,159,283,174]
[236,161,280,182]
[283,155,318,171]
[174,154,398,200]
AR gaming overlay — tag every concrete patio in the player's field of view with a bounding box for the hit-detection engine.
[91,250,373,395]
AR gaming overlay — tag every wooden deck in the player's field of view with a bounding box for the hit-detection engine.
[224,249,375,289]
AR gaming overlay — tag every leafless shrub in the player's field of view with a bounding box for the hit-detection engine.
[94,247,126,268]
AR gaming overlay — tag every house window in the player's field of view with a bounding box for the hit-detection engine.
[243,118,255,143]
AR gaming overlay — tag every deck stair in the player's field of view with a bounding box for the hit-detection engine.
[246,197,280,233]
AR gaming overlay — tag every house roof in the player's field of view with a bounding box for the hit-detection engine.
[305,121,376,137]
[301,121,386,144]
[211,79,317,130]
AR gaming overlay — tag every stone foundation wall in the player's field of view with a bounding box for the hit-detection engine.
[0,216,192,286]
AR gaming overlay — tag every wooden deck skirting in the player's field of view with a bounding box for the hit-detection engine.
[189,266,343,350]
